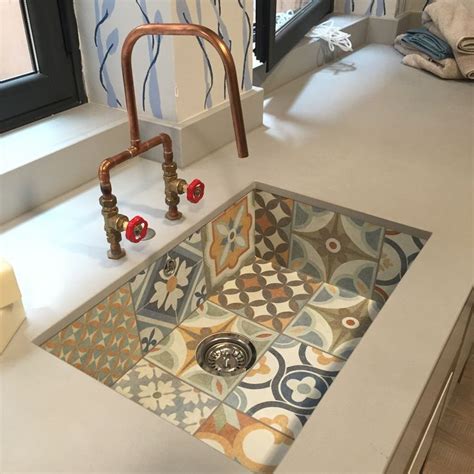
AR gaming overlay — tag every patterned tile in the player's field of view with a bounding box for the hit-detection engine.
[42,284,142,386]
[195,404,293,473]
[288,203,385,298]
[145,301,277,400]
[209,258,321,332]
[226,335,345,439]
[254,190,294,267]
[130,231,207,354]
[113,359,219,434]
[373,230,427,308]
[285,283,379,360]
[202,194,255,291]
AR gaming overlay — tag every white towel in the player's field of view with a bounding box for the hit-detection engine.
[394,33,464,80]
[422,1,474,80]
[402,54,464,80]
[423,0,474,54]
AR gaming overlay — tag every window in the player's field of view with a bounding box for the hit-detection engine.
[0,0,85,132]
[255,0,333,72]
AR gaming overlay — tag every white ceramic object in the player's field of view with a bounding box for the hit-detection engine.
[0,258,26,353]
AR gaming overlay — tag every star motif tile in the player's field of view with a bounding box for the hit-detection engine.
[195,404,293,473]
[285,283,379,359]
[145,301,278,400]
[288,203,385,298]
[202,193,255,291]
[254,189,294,267]
[113,358,219,434]
[210,258,321,332]
[226,335,345,439]
[41,284,142,386]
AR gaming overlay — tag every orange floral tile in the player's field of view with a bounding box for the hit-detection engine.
[42,284,142,386]
[145,301,277,400]
[202,193,255,291]
[195,404,292,472]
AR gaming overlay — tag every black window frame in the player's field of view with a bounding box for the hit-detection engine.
[0,0,86,133]
[255,0,334,72]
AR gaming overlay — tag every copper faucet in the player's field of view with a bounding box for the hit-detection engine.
[98,23,248,259]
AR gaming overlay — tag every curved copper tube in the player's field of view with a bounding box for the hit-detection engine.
[97,23,248,259]
[121,23,248,157]
[98,133,172,194]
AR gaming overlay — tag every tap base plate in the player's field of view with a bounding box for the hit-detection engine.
[107,248,126,260]
[166,210,183,221]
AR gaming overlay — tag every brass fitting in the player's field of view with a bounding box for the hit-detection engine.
[97,22,247,259]
[99,194,127,259]
[162,158,187,221]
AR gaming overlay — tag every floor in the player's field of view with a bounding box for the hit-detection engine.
[112,257,378,472]
[423,350,474,473]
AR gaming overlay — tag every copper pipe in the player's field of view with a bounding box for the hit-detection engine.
[121,23,248,157]
[98,133,172,194]
[97,23,248,260]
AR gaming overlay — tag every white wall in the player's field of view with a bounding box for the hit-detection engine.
[334,0,427,18]
[334,0,400,18]
[74,0,253,123]
[172,0,253,121]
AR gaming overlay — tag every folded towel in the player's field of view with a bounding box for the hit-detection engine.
[453,52,474,80]
[402,54,464,80]
[422,15,474,80]
[422,0,474,54]
[401,28,453,61]
[394,34,429,59]
[394,34,463,80]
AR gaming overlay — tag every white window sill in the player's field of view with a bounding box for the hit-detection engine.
[0,103,130,224]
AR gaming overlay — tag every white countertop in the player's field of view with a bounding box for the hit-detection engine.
[1,45,472,473]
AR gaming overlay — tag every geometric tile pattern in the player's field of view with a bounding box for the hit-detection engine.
[285,283,379,360]
[112,359,219,434]
[130,231,207,354]
[288,202,385,298]
[226,335,345,439]
[210,258,321,332]
[254,189,294,267]
[195,404,293,473]
[41,284,142,387]
[373,230,427,308]
[145,301,278,400]
[202,194,255,292]
[41,189,427,473]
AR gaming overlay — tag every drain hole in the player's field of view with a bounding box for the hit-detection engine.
[196,333,257,377]
[163,258,176,276]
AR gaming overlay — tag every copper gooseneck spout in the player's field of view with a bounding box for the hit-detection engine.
[122,23,248,157]
[98,23,248,260]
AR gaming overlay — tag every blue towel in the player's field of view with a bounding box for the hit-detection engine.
[401,28,453,61]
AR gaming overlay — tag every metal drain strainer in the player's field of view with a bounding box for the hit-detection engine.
[196,333,257,377]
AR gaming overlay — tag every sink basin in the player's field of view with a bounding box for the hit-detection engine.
[40,187,428,472]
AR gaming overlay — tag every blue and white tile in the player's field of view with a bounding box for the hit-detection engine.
[373,230,427,308]
[113,359,219,435]
[288,203,385,298]
[226,335,345,439]
[129,231,206,353]
[285,283,379,360]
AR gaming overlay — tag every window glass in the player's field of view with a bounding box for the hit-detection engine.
[276,0,313,31]
[0,0,36,82]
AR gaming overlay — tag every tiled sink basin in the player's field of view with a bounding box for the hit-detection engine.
[40,188,427,473]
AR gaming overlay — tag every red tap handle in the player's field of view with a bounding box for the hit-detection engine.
[125,216,148,243]
[186,179,205,203]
